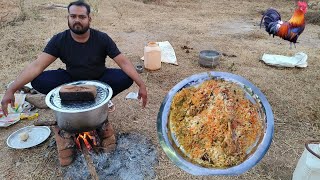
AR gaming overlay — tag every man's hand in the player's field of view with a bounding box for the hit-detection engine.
[113,54,148,107]
[138,85,147,107]
[1,90,15,116]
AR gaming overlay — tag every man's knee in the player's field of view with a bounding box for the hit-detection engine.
[31,69,72,94]
[31,76,49,94]
[111,72,133,97]
[124,76,134,89]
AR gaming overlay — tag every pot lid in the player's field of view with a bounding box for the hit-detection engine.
[45,80,113,113]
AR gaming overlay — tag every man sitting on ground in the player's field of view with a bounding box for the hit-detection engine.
[1,0,147,166]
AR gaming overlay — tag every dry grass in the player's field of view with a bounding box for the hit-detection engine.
[0,0,319,180]
[306,10,320,26]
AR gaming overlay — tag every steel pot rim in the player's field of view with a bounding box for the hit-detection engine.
[45,80,113,113]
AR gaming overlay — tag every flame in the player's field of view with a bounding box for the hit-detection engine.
[76,131,98,151]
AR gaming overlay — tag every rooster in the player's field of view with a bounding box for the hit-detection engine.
[260,1,308,48]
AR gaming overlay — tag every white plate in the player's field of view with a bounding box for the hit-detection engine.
[7,126,51,149]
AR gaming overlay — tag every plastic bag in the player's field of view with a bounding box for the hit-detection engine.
[0,94,27,127]
[0,94,26,114]
[260,52,308,68]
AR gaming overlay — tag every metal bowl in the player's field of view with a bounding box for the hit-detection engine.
[199,50,221,68]
[136,64,144,73]
[45,80,113,133]
[157,71,274,175]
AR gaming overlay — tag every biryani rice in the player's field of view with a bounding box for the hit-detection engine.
[169,79,263,168]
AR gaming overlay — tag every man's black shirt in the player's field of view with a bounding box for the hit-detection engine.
[44,28,121,80]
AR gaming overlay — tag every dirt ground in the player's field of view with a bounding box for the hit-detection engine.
[0,0,320,179]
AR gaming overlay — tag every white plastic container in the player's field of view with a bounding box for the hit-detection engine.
[293,140,320,180]
[144,42,161,70]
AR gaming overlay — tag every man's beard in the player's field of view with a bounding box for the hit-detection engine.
[68,21,90,35]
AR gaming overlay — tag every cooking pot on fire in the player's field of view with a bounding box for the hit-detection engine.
[45,80,113,133]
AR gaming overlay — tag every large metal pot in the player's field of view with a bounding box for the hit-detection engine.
[45,80,113,133]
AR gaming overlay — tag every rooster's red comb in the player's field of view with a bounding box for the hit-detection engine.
[297,1,307,8]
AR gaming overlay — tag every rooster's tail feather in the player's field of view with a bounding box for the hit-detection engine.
[260,8,281,36]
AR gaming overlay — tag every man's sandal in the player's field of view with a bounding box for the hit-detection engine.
[108,101,116,113]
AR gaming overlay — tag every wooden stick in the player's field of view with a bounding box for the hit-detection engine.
[81,142,99,180]
[34,120,57,126]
